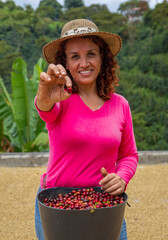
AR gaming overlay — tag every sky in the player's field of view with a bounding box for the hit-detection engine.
[1,0,164,12]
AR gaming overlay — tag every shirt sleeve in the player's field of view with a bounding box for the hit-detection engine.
[115,101,139,186]
[34,96,62,123]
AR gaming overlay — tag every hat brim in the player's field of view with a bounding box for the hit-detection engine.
[43,32,122,64]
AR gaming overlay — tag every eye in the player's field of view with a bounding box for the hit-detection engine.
[71,54,79,59]
[88,52,95,57]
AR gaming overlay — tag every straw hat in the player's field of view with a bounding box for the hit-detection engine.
[43,19,122,64]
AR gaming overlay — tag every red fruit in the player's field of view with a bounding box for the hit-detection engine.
[43,187,124,210]
[84,202,88,207]
[65,87,72,94]
[104,203,109,207]
[75,204,79,209]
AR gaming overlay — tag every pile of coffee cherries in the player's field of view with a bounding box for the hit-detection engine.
[43,188,124,210]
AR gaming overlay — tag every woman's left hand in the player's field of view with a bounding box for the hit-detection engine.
[99,167,126,196]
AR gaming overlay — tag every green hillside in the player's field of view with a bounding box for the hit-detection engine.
[0,0,168,151]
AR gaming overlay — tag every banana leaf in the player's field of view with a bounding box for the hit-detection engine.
[31,57,47,92]
[31,57,46,136]
[0,77,20,148]
[0,58,47,152]
[0,77,14,118]
[32,131,49,146]
[11,58,39,144]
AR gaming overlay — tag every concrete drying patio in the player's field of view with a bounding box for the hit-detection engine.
[0,152,168,239]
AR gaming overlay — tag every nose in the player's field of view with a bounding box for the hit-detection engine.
[79,56,89,68]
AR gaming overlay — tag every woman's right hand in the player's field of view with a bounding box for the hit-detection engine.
[36,64,72,111]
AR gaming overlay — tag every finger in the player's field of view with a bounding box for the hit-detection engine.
[47,64,67,77]
[101,178,119,192]
[102,179,120,191]
[49,72,71,86]
[99,173,116,185]
[40,72,65,87]
[108,187,124,196]
[104,183,124,196]
[40,72,51,83]
[47,63,60,76]
[56,64,67,76]
[64,75,72,88]
[47,64,72,87]
[101,167,108,177]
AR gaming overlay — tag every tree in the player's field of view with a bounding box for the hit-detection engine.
[0,40,21,91]
[25,4,34,14]
[4,0,16,11]
[0,1,4,8]
[144,1,168,28]
[39,0,62,9]
[37,0,62,20]
[60,6,87,22]
[64,0,84,10]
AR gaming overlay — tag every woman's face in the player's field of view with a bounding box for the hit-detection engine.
[65,37,101,89]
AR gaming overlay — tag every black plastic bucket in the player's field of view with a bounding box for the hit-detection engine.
[37,187,128,240]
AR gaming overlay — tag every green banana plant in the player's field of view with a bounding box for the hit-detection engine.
[0,57,49,152]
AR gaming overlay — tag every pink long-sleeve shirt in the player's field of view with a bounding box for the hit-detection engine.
[35,93,138,189]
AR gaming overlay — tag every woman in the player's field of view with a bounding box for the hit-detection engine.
[35,19,138,240]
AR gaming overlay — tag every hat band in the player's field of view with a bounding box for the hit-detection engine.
[62,27,97,38]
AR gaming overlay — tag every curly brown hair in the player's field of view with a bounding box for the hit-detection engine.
[54,36,119,100]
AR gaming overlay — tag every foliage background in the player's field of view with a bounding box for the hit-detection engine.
[0,0,168,152]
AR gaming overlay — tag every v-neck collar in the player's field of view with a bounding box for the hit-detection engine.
[76,93,107,113]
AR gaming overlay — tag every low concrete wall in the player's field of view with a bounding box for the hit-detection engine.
[0,151,168,167]
[138,151,168,164]
[0,152,49,167]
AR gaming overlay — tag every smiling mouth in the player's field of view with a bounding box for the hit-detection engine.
[79,70,92,75]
